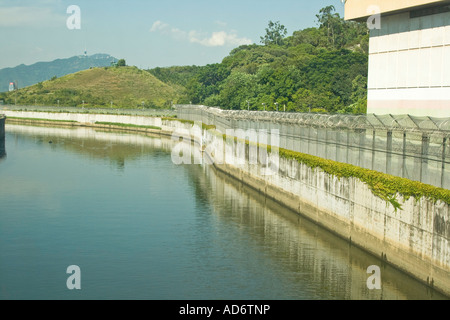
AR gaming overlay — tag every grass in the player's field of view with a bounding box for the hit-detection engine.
[162,117,216,130]
[6,117,77,123]
[2,66,185,109]
[95,122,161,130]
[7,107,176,118]
[5,116,162,131]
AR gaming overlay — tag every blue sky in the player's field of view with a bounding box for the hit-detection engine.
[0,0,345,69]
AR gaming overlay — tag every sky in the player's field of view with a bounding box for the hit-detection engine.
[0,0,345,70]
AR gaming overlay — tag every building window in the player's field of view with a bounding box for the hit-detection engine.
[410,5,450,18]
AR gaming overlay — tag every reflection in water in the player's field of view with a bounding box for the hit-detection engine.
[1,123,448,300]
[184,156,447,300]
[0,136,5,160]
[5,123,172,170]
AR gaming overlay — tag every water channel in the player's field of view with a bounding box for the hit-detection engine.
[0,123,446,300]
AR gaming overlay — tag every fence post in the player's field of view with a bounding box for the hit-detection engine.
[402,132,407,178]
[346,129,350,164]
[386,131,393,174]
[420,134,430,184]
[441,136,447,188]
[316,127,320,158]
[358,129,366,168]
[371,130,376,171]
[335,129,339,162]
[307,126,312,155]
[295,124,301,153]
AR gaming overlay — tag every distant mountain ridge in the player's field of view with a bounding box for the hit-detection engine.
[0,54,118,92]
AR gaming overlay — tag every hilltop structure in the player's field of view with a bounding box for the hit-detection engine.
[345,0,450,117]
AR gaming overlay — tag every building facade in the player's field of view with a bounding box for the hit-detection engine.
[345,0,450,117]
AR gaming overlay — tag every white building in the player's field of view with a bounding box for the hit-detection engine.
[345,0,450,117]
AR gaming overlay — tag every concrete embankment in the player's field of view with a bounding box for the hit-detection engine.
[2,110,176,138]
[212,148,450,295]
[0,114,5,159]
[0,114,5,140]
[183,122,450,297]
[4,110,450,296]
[2,110,163,128]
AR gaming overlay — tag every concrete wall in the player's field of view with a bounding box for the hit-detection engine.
[1,110,163,128]
[195,127,450,296]
[0,115,5,140]
[367,10,450,117]
[0,115,5,160]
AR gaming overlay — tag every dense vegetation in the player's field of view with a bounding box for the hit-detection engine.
[149,6,369,114]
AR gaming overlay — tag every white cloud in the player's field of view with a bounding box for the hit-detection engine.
[150,20,169,32]
[215,20,227,27]
[150,20,188,41]
[189,31,252,47]
[0,6,65,27]
[31,46,44,53]
[150,20,252,47]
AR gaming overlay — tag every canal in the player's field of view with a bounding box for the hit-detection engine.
[0,123,447,300]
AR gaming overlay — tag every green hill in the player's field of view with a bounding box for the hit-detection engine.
[0,54,118,93]
[1,66,185,109]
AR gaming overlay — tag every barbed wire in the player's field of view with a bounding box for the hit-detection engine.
[175,105,450,135]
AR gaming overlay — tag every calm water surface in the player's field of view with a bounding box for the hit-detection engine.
[0,124,447,300]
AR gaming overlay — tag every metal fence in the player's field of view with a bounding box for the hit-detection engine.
[176,105,450,189]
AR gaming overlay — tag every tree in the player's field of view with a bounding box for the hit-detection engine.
[351,74,367,103]
[293,88,314,112]
[219,71,258,110]
[260,21,288,46]
[184,63,231,104]
[116,59,126,67]
[289,28,327,48]
[185,78,202,104]
[142,6,369,114]
[316,5,345,48]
